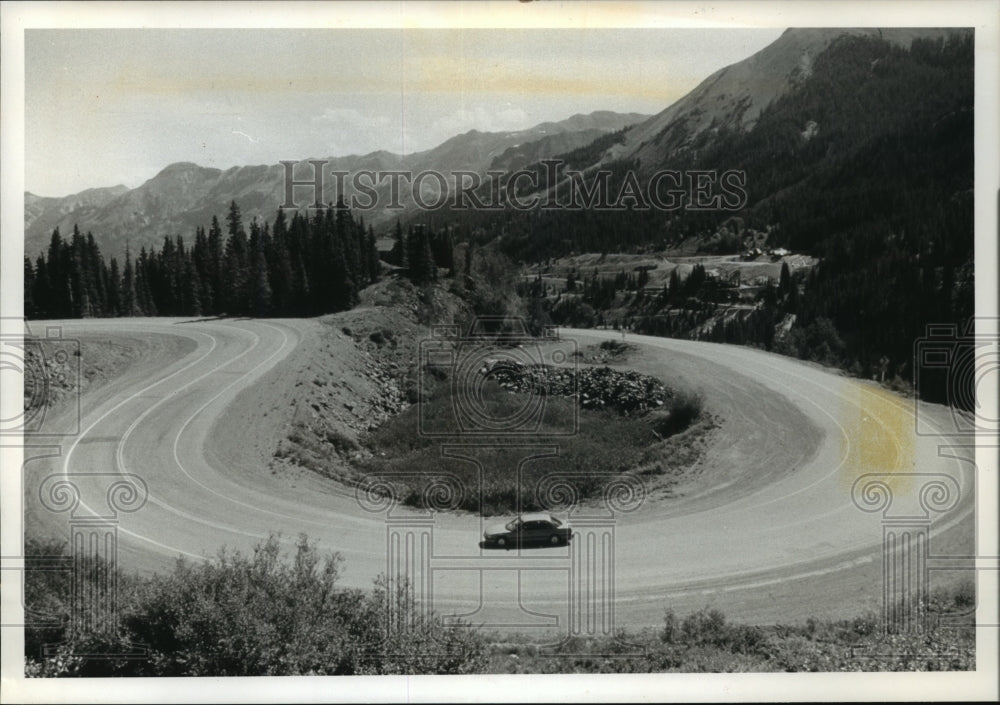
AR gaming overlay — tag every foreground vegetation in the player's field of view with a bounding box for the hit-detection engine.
[486,584,976,673]
[24,535,486,677]
[24,535,974,676]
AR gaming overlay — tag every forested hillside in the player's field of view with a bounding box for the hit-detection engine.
[24,200,380,319]
[498,33,973,398]
[22,33,975,405]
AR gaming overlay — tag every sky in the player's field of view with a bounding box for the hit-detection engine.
[25,27,783,197]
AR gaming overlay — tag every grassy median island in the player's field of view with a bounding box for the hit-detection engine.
[357,361,708,515]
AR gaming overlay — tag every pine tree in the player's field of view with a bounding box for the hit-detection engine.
[207,216,224,315]
[193,226,214,314]
[47,228,69,318]
[406,225,436,285]
[24,257,36,318]
[431,228,455,274]
[32,255,51,319]
[778,262,791,301]
[108,258,122,316]
[249,218,272,316]
[366,224,380,283]
[335,197,360,288]
[328,207,355,311]
[223,201,249,314]
[181,257,203,316]
[122,244,140,316]
[136,247,157,316]
[70,226,91,317]
[288,211,311,314]
[389,219,406,267]
[268,209,293,314]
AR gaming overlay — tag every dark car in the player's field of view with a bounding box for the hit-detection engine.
[483,512,572,548]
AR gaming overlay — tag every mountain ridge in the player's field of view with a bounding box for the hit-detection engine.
[603,27,968,172]
[24,111,648,259]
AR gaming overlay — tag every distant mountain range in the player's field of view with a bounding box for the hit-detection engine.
[23,26,974,410]
[24,111,647,259]
[25,26,971,263]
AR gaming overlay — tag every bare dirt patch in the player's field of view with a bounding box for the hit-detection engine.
[24,333,192,420]
[267,276,472,485]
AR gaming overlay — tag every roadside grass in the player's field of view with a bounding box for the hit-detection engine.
[24,533,975,676]
[357,375,707,515]
[484,580,977,673]
[274,426,359,484]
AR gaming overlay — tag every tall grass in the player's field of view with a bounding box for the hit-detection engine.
[359,375,703,515]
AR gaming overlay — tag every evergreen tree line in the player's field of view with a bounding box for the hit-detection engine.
[25,199,381,319]
[384,220,456,284]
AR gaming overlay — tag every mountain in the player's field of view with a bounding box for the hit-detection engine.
[23,111,647,259]
[603,28,967,172]
[25,185,130,243]
[488,128,617,173]
[484,27,973,406]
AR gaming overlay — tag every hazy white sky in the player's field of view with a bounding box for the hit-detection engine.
[25,28,783,197]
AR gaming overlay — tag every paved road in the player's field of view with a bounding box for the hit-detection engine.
[23,319,974,632]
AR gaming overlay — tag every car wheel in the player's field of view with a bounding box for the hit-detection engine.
[550,535,561,545]
[497,537,506,548]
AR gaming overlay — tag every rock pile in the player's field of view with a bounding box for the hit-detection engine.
[23,343,80,411]
[484,362,667,414]
[361,355,408,430]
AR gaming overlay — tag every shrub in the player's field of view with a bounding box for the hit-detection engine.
[598,340,632,355]
[24,535,487,676]
[658,607,767,658]
[369,329,396,347]
[652,390,704,436]
[951,579,976,609]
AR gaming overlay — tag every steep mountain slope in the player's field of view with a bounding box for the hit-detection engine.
[24,111,647,259]
[488,128,612,173]
[605,28,966,173]
[480,29,973,403]
[24,185,129,242]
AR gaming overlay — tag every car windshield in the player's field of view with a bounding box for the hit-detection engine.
[505,519,519,532]
[550,516,562,527]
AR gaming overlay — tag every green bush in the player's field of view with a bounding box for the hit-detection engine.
[24,535,487,676]
[651,390,704,437]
